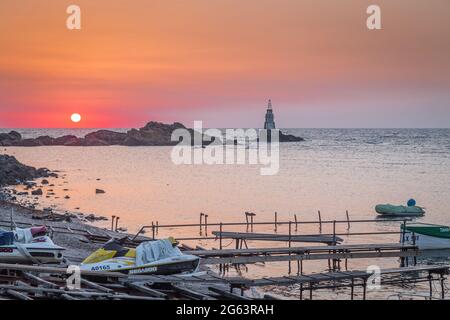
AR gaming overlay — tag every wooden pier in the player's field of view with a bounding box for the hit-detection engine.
[0,262,447,300]
[184,243,419,266]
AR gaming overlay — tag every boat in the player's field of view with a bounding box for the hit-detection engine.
[0,226,65,264]
[400,223,450,249]
[375,204,425,217]
[80,237,200,275]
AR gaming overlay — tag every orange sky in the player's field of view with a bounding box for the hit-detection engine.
[0,0,449,128]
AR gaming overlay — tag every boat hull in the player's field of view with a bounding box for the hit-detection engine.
[0,246,64,264]
[401,223,450,250]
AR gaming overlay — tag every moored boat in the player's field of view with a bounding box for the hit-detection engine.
[80,237,200,275]
[400,223,450,249]
[0,226,65,264]
[376,204,425,217]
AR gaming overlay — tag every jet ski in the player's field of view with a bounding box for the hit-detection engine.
[0,226,65,264]
[80,237,200,275]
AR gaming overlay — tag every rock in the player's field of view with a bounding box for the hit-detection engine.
[95,189,105,194]
[17,191,29,196]
[31,189,43,195]
[122,122,186,146]
[0,155,55,186]
[84,130,127,145]
[279,131,304,142]
[41,179,49,185]
[64,195,70,199]
[53,135,79,146]
[0,131,22,146]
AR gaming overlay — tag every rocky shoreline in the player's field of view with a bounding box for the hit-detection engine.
[0,121,303,147]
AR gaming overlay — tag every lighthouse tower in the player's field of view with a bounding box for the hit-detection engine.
[264,99,276,129]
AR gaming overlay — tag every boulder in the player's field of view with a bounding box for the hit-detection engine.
[31,189,43,196]
[0,155,54,186]
[84,130,127,145]
[95,188,105,194]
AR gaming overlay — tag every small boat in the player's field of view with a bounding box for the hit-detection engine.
[375,204,425,217]
[0,226,65,264]
[400,223,450,249]
[80,237,200,275]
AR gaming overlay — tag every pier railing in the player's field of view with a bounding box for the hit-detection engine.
[132,212,411,244]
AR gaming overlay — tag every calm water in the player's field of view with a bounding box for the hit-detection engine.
[2,128,450,298]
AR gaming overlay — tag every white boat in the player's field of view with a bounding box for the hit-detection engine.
[0,226,65,264]
[400,223,450,250]
[80,237,200,275]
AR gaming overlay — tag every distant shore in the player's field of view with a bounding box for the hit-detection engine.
[0,121,304,147]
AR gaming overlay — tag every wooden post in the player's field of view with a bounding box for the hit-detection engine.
[156,221,159,234]
[318,210,322,232]
[151,222,155,240]
[204,214,208,235]
[219,223,223,250]
[299,284,303,300]
[294,214,298,232]
[115,216,120,232]
[412,232,417,266]
[362,279,367,300]
[251,214,254,232]
[428,273,433,299]
[288,221,292,274]
[111,215,116,231]
[350,278,354,300]
[199,213,204,234]
[333,220,336,244]
[401,219,407,244]
[274,212,278,232]
[440,274,445,299]
[346,210,350,230]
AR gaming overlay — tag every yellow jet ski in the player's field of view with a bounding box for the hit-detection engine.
[80,237,200,275]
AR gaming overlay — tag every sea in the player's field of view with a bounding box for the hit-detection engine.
[2,128,450,299]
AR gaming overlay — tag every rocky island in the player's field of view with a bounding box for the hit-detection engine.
[0,121,303,147]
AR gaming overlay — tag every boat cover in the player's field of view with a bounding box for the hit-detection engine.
[14,228,33,243]
[0,231,14,246]
[135,239,182,266]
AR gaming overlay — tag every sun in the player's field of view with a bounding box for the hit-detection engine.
[71,113,82,123]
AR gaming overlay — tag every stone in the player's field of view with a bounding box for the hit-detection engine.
[31,189,43,195]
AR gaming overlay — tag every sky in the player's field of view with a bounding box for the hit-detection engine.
[0,0,449,128]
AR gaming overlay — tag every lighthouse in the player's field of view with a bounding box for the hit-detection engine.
[264,99,276,129]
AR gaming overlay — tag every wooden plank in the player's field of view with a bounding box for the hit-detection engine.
[199,249,419,265]
[6,289,33,300]
[184,243,417,257]
[22,272,59,288]
[81,278,113,293]
[208,286,251,300]
[171,284,216,300]
[61,293,80,300]
[125,282,167,298]
[212,231,343,244]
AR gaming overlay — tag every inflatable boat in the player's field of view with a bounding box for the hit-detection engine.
[80,237,200,275]
[401,223,450,249]
[0,226,65,264]
[375,204,425,217]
